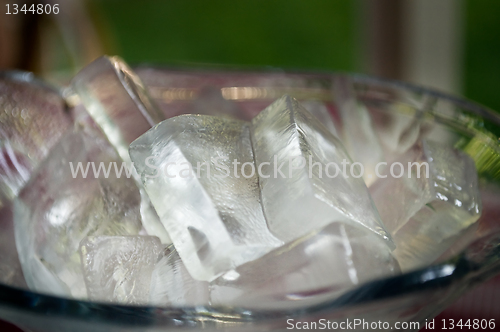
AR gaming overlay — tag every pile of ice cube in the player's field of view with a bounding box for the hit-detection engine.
[1,57,482,309]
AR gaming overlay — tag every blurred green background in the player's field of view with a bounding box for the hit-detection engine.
[87,0,500,112]
[93,0,356,71]
[462,0,500,113]
[1,0,499,112]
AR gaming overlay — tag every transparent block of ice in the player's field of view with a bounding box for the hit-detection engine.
[0,73,72,287]
[211,222,400,309]
[71,56,171,244]
[14,129,143,298]
[0,73,72,200]
[251,95,392,245]
[71,56,164,152]
[130,115,283,281]
[369,140,482,271]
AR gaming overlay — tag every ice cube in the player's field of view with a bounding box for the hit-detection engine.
[333,76,385,186]
[251,95,391,245]
[210,222,400,309]
[71,56,164,153]
[0,72,72,200]
[0,73,72,288]
[71,56,171,245]
[369,140,482,271]
[14,129,143,298]
[149,246,209,306]
[80,236,162,304]
[130,115,283,281]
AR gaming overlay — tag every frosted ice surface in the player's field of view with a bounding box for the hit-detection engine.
[80,236,162,304]
[14,129,143,298]
[370,140,481,271]
[210,222,400,309]
[251,95,391,245]
[150,246,209,306]
[130,115,282,281]
[71,56,171,245]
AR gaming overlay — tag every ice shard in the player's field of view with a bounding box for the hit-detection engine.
[80,236,162,304]
[150,246,209,306]
[71,56,171,244]
[369,140,482,271]
[14,129,143,298]
[251,95,391,245]
[211,222,400,309]
[130,115,283,281]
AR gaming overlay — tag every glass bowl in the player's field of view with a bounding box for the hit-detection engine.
[0,69,499,332]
